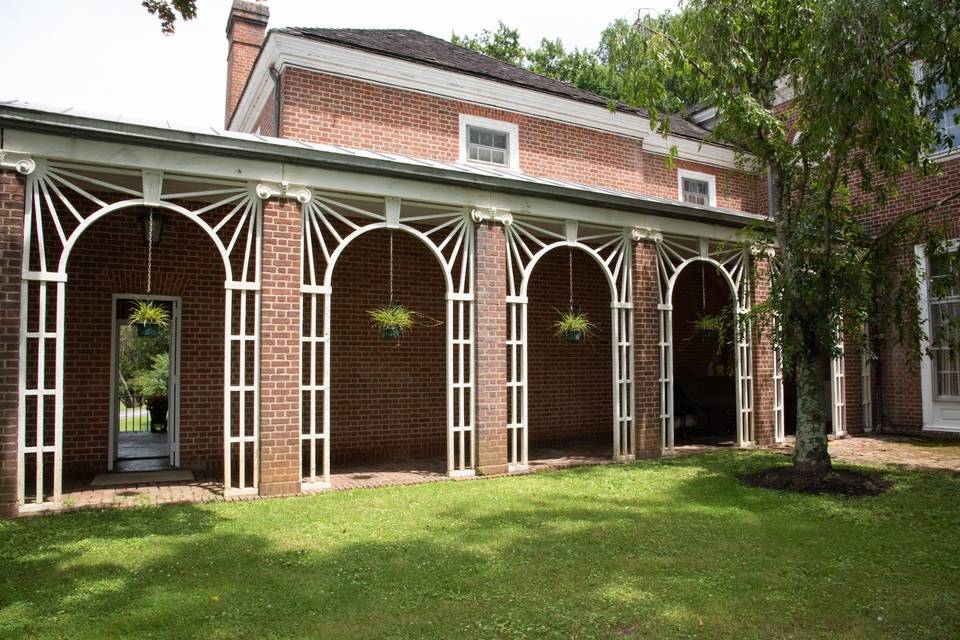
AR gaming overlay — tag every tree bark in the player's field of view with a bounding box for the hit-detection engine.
[793,353,831,489]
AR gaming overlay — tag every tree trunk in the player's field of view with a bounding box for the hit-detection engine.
[793,353,831,489]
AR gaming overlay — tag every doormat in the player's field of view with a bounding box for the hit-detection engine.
[90,470,195,487]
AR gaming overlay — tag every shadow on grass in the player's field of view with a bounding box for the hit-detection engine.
[0,452,958,639]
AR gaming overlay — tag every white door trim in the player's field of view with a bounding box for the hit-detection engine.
[109,294,183,470]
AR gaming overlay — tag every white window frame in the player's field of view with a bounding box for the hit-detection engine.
[459,114,520,171]
[917,240,960,433]
[677,168,717,207]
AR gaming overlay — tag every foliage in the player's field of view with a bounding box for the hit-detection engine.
[2,452,960,638]
[128,300,170,328]
[609,0,960,482]
[367,303,416,332]
[133,352,169,398]
[451,21,526,67]
[141,0,197,34]
[552,308,596,339]
[692,306,734,353]
[451,22,620,101]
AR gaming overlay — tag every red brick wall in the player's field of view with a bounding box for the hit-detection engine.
[62,208,226,475]
[671,263,734,378]
[259,199,301,495]
[0,171,24,515]
[328,229,448,464]
[225,1,269,128]
[855,157,960,434]
[526,248,613,447]
[633,239,661,457]
[274,67,763,213]
[475,222,508,474]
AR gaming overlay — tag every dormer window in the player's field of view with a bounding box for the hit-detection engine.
[677,169,717,207]
[459,114,520,171]
[468,127,509,166]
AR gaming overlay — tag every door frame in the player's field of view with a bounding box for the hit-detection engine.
[108,294,183,470]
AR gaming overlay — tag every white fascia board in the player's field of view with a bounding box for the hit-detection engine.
[231,33,750,171]
[4,128,750,242]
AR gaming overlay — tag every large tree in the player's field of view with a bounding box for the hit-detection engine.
[610,0,960,488]
[141,0,197,34]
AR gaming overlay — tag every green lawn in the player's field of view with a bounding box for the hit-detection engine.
[2,452,959,639]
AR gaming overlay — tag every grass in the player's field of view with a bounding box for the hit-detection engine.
[2,452,959,639]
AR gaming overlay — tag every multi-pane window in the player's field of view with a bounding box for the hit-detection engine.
[929,252,960,399]
[681,177,711,206]
[931,81,960,153]
[467,126,509,166]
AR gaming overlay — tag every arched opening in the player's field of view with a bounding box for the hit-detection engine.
[325,228,449,480]
[55,205,226,491]
[526,246,614,464]
[670,260,738,447]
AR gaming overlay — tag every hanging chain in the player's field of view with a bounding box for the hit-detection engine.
[700,260,706,311]
[389,231,394,304]
[568,247,574,310]
[147,208,154,294]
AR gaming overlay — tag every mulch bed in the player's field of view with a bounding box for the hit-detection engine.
[739,466,892,497]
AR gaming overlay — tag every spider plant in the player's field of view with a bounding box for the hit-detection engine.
[553,308,595,343]
[128,300,170,337]
[368,303,416,340]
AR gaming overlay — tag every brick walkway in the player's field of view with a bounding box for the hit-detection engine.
[32,441,617,515]
[766,434,960,472]
[28,435,959,516]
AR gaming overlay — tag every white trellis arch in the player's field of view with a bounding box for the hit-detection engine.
[17,159,263,509]
[655,234,754,451]
[501,215,635,469]
[300,193,475,488]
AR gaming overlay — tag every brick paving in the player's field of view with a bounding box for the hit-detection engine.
[766,434,960,472]
[24,435,960,516]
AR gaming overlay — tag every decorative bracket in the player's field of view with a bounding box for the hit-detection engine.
[255,181,313,204]
[630,226,662,243]
[470,207,513,226]
[0,150,36,175]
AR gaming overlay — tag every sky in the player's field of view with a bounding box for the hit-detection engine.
[1,0,678,128]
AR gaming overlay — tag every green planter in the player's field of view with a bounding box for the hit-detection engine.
[564,329,585,344]
[135,322,161,337]
[381,325,402,341]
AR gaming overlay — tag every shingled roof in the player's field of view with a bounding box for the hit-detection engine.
[278,27,712,141]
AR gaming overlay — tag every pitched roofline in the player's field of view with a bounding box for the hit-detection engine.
[229,30,754,171]
[0,101,768,229]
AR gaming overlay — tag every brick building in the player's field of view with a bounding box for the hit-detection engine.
[0,0,949,515]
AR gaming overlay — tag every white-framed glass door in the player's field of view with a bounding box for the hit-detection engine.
[918,243,960,432]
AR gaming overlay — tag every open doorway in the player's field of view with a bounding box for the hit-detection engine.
[110,296,181,472]
[671,262,738,447]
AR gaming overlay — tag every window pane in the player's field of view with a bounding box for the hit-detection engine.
[479,131,493,146]
[491,149,505,165]
[931,81,960,152]
[492,132,507,149]
[929,248,960,399]
[469,146,479,160]
[682,177,710,205]
[469,128,480,144]
[479,147,491,163]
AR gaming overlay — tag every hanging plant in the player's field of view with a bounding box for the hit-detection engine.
[553,308,595,344]
[693,314,723,341]
[368,303,416,340]
[129,300,170,337]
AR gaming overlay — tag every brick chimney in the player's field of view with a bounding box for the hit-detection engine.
[225,0,270,128]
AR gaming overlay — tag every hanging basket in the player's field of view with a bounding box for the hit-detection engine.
[381,325,402,341]
[564,329,585,344]
[135,322,162,337]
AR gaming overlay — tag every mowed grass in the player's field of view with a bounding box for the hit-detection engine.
[2,452,959,640]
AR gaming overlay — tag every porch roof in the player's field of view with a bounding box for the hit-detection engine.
[0,100,768,229]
